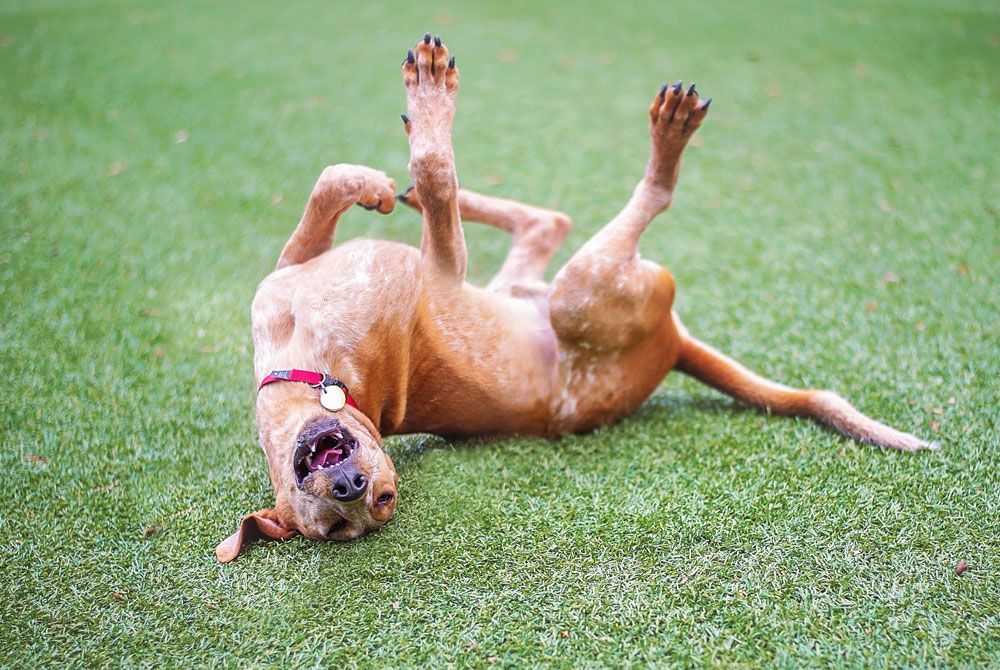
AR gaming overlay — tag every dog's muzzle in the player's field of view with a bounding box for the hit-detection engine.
[293,420,362,494]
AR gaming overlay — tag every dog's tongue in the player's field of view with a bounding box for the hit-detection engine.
[310,446,343,471]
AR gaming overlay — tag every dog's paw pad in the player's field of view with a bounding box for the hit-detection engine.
[401,34,459,146]
[402,33,458,92]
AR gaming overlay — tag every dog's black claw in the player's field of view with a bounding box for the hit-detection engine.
[401,113,409,125]
[398,185,415,202]
[673,80,683,94]
[434,35,441,47]
[688,83,697,96]
[406,50,415,64]
[424,33,431,44]
[702,98,712,109]
[448,55,455,69]
[659,83,668,98]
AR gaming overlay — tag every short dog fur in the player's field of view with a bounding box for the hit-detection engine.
[216,35,929,562]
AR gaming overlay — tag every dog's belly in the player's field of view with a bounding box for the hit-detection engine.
[397,285,560,436]
[399,283,680,437]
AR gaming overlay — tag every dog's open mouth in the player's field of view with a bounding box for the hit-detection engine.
[294,423,358,487]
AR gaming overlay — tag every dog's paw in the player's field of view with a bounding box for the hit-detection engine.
[644,81,710,191]
[649,80,710,141]
[321,165,395,214]
[402,33,458,95]
[357,169,397,214]
[397,185,423,213]
[401,34,458,143]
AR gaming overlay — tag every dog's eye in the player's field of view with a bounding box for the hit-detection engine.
[376,492,394,505]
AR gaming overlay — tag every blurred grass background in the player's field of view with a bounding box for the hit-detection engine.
[1,0,998,667]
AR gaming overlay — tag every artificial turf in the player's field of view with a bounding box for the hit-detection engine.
[2,0,998,667]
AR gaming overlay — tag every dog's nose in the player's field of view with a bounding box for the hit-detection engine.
[330,465,368,502]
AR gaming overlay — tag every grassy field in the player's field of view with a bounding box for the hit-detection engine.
[2,0,998,667]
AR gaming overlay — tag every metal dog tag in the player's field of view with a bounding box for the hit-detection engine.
[320,384,347,412]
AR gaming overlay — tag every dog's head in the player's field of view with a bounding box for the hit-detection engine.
[216,384,398,562]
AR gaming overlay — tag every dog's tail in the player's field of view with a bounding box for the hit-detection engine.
[674,334,932,451]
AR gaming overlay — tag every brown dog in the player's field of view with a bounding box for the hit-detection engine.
[216,35,930,562]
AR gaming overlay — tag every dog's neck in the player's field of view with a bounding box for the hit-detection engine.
[256,367,385,446]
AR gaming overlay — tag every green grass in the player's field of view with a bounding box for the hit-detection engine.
[2,0,998,667]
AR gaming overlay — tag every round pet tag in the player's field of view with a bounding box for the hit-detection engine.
[320,384,347,411]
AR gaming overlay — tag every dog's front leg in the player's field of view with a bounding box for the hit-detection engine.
[276,164,396,270]
[401,34,465,284]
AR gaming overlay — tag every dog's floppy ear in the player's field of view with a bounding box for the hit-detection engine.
[215,508,298,563]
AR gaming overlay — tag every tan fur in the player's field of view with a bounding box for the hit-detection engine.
[217,37,929,562]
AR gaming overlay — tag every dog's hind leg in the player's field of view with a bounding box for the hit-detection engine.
[569,81,707,271]
[276,164,396,269]
[549,82,709,350]
[399,186,571,290]
[401,35,466,284]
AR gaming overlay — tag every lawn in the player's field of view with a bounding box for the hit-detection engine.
[2,0,998,667]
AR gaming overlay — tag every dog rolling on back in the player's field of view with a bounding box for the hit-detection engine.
[216,34,929,562]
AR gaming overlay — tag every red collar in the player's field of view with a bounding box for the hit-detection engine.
[258,369,359,411]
